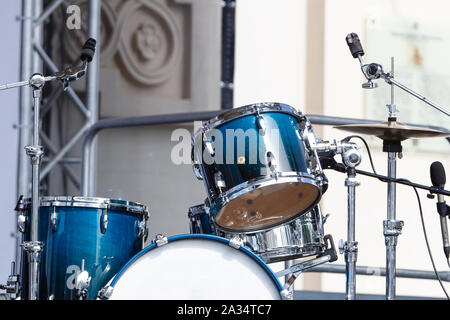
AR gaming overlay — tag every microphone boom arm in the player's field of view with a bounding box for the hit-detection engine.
[361,62,450,117]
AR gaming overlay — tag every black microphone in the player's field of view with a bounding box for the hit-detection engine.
[346,33,364,58]
[430,161,450,266]
[80,38,97,62]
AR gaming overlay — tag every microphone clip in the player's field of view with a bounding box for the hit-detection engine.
[52,60,88,91]
[437,201,450,218]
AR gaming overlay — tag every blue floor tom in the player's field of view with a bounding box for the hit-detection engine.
[17,196,149,300]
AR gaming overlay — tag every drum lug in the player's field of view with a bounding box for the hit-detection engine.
[15,196,27,234]
[214,171,226,190]
[154,234,168,247]
[255,109,266,136]
[97,285,114,300]
[192,163,203,180]
[266,152,278,176]
[100,210,108,234]
[203,134,215,156]
[228,236,243,249]
[137,221,148,240]
[50,208,58,232]
[17,213,26,234]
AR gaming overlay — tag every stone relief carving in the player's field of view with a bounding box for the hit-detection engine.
[135,23,162,62]
[62,0,181,86]
[117,0,181,85]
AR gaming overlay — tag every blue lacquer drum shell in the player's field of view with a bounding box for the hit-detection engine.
[17,196,149,300]
[192,102,327,233]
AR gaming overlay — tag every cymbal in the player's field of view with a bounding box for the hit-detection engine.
[334,121,450,141]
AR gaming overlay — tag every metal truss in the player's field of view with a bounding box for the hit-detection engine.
[15,0,100,264]
[17,0,99,198]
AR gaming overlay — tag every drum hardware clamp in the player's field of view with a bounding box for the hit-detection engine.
[154,234,169,247]
[0,262,20,299]
[97,285,114,300]
[21,240,44,300]
[229,236,244,249]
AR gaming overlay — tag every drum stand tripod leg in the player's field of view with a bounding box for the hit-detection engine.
[276,236,338,299]
[284,260,296,297]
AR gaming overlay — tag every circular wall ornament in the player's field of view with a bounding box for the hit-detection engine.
[116,0,182,85]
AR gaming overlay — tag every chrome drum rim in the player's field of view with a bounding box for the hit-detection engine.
[217,208,326,263]
[17,196,149,217]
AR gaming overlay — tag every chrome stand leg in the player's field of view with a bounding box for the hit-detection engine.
[22,83,45,300]
[384,151,404,300]
[284,260,295,298]
[22,241,43,300]
[340,167,360,300]
[345,172,359,300]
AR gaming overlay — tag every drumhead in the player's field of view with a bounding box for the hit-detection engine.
[106,234,283,300]
[211,174,321,233]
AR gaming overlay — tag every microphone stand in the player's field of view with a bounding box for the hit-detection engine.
[0,40,94,300]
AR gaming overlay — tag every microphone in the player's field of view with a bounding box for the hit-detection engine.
[346,33,364,59]
[346,33,379,89]
[80,38,97,62]
[430,161,450,266]
[51,38,97,89]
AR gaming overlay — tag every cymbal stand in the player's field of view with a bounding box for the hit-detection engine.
[360,56,405,299]
[347,33,445,298]
[381,58,404,300]
[0,72,55,299]
[0,40,94,299]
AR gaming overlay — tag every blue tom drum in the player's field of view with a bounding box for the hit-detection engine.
[192,102,327,233]
[17,196,149,300]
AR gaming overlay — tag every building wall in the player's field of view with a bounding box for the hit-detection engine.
[93,0,222,240]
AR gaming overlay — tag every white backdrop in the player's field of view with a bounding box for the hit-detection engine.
[234,0,450,298]
[0,1,21,282]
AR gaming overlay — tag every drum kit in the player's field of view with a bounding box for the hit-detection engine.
[0,34,449,301]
